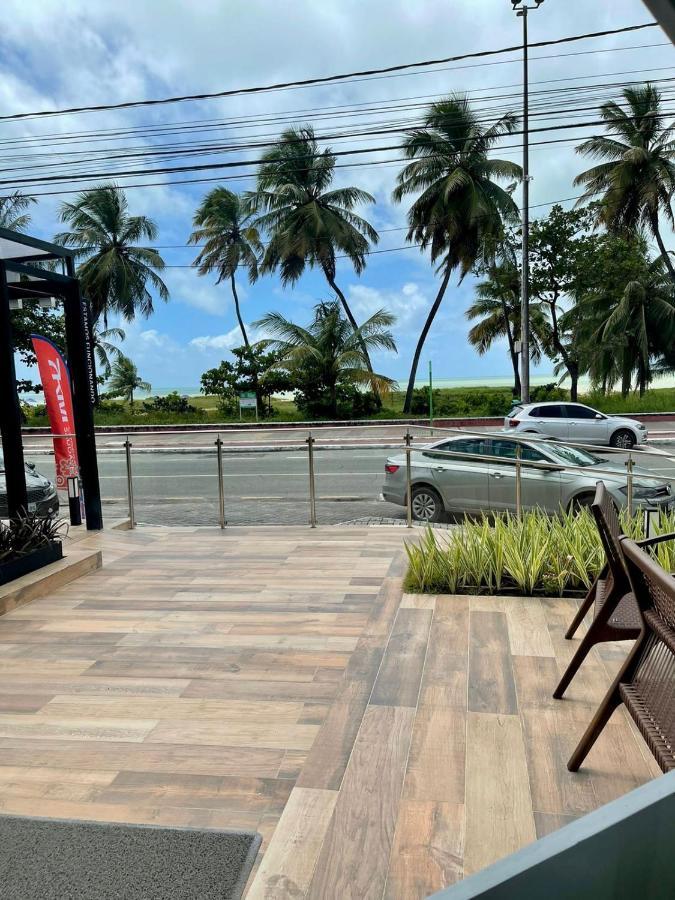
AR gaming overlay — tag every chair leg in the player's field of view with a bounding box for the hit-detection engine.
[567,631,647,773]
[554,626,603,699]
[567,688,622,771]
[565,576,599,640]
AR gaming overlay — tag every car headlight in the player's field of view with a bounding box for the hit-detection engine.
[637,424,647,431]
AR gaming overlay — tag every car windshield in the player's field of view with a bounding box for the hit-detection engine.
[544,444,605,467]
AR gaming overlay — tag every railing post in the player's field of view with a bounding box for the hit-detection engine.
[405,430,413,528]
[307,432,317,528]
[215,436,226,529]
[124,435,135,529]
[627,452,634,517]
[515,443,522,518]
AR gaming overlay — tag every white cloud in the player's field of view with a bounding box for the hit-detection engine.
[189,327,242,351]
[348,281,430,329]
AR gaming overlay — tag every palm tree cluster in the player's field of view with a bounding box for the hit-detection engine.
[8,80,675,410]
[467,84,675,399]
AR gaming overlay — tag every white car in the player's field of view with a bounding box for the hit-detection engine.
[504,402,647,449]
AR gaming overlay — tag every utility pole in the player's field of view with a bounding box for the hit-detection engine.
[511,0,544,403]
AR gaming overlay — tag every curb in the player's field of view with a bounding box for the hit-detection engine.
[23,443,405,457]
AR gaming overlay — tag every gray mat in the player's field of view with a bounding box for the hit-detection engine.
[0,814,261,899]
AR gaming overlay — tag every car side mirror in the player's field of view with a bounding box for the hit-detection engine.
[26,462,36,470]
[595,413,603,419]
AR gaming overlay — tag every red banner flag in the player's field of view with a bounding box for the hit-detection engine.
[31,335,79,490]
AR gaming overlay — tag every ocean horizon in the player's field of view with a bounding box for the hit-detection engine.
[21,372,675,403]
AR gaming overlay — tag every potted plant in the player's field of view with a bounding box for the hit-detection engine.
[0,512,67,586]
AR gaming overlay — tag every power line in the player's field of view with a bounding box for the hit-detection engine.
[4,105,674,191]
[0,22,658,123]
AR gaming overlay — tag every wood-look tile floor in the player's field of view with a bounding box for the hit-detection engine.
[0,527,660,899]
[250,592,661,900]
[0,526,410,884]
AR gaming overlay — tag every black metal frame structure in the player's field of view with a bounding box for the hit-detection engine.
[0,227,102,530]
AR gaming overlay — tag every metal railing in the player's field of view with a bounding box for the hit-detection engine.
[19,424,675,529]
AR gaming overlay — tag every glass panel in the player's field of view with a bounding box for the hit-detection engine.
[314,443,397,525]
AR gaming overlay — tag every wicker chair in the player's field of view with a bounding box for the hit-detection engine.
[568,535,675,773]
[553,481,642,699]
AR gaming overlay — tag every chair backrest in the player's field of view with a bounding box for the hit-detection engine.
[621,537,675,634]
[591,481,630,594]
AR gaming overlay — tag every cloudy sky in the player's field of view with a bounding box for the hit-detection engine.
[3,0,673,391]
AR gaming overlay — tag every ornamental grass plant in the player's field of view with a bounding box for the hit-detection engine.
[404,507,675,596]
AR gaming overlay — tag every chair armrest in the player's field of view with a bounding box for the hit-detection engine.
[637,531,675,549]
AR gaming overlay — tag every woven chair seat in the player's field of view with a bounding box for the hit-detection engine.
[594,579,642,633]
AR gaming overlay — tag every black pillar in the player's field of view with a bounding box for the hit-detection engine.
[63,264,103,530]
[0,261,28,519]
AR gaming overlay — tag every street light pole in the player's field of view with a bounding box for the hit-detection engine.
[511,0,544,403]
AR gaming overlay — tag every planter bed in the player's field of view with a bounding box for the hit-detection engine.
[0,542,63,586]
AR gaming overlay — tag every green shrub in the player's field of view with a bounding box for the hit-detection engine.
[142,392,200,414]
[530,383,566,402]
[409,388,512,418]
[404,507,675,597]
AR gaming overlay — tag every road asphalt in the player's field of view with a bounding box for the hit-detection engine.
[22,436,675,528]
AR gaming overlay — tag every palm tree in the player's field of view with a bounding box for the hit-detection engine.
[254,301,396,418]
[393,95,521,412]
[0,191,36,231]
[574,84,675,281]
[466,260,544,397]
[92,323,125,380]
[582,256,675,396]
[248,126,379,378]
[106,355,151,408]
[55,184,169,325]
[188,187,262,348]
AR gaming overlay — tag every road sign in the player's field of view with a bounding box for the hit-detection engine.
[239,392,257,409]
[239,392,258,420]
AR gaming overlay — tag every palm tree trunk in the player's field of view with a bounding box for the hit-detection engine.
[230,275,250,349]
[500,298,521,398]
[322,267,381,408]
[403,265,452,414]
[654,226,675,284]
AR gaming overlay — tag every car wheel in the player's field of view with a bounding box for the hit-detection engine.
[411,486,444,523]
[568,493,595,513]
[610,429,636,450]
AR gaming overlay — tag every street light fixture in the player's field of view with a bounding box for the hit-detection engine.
[510,0,545,403]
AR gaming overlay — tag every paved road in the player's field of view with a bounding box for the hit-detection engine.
[24,447,400,526]
[22,441,675,528]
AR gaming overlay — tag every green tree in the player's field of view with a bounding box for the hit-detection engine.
[92,323,125,380]
[106,355,151,408]
[55,184,169,325]
[254,301,396,418]
[200,345,292,416]
[574,84,675,281]
[0,191,36,230]
[576,238,675,396]
[188,188,262,349]
[393,95,521,412]
[248,126,380,382]
[467,259,545,397]
[528,205,602,401]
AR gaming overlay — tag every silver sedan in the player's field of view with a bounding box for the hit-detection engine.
[382,435,672,523]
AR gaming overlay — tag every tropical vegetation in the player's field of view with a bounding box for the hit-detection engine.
[392,94,522,412]
[188,187,262,349]
[55,184,169,325]
[7,81,675,417]
[404,508,675,597]
[105,355,151,408]
[254,300,396,418]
